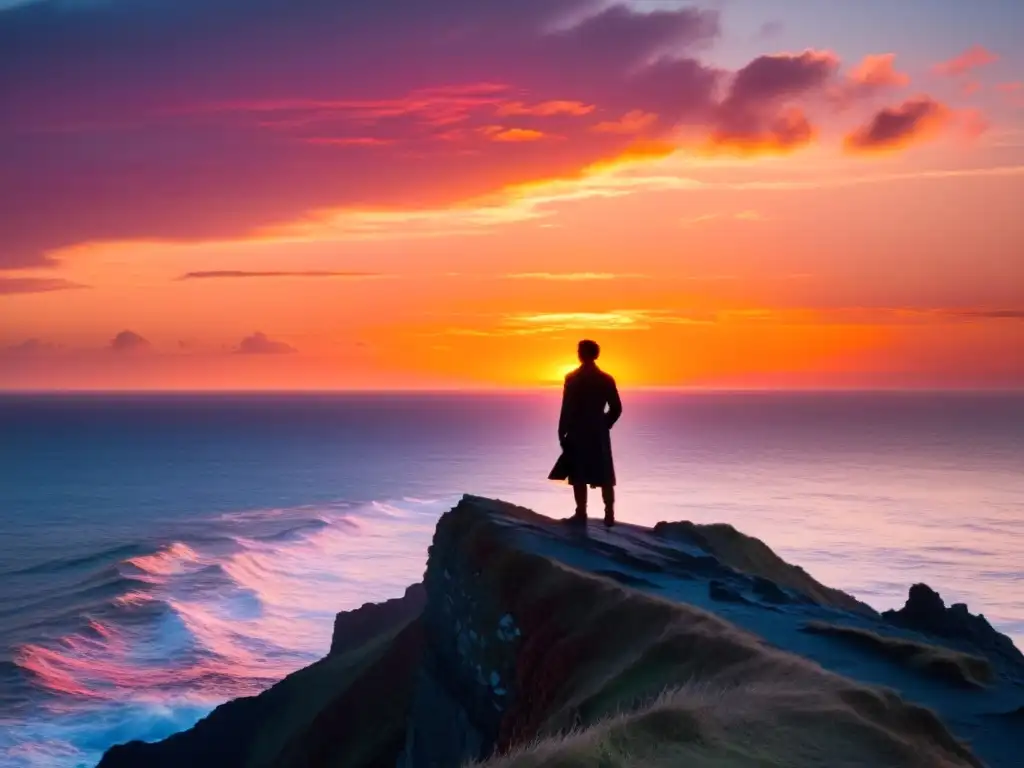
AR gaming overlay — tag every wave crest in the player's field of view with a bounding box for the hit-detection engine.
[124,543,201,579]
[3,497,446,768]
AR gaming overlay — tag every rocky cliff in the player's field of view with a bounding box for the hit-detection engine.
[99,496,1024,768]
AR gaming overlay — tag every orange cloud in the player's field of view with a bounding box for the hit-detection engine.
[680,211,768,227]
[303,137,394,147]
[0,277,87,295]
[849,54,910,89]
[496,100,594,117]
[503,272,648,281]
[482,126,549,143]
[844,97,950,154]
[706,107,816,155]
[592,110,659,134]
[179,271,383,281]
[933,45,999,77]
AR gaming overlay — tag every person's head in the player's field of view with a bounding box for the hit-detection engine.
[577,339,600,364]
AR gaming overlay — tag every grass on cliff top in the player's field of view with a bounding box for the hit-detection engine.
[654,519,875,616]
[801,620,994,689]
[448,498,983,768]
[485,682,974,768]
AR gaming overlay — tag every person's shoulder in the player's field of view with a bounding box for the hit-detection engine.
[599,369,617,386]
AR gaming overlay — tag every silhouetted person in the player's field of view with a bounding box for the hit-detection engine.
[549,339,622,526]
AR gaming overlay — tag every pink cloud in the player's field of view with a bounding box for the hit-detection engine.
[495,100,595,117]
[996,82,1024,107]
[704,50,838,153]
[592,110,659,134]
[0,277,87,295]
[933,46,999,77]
[844,97,951,154]
[0,4,930,268]
[848,54,910,90]
[0,0,723,268]
[709,107,816,155]
[303,137,394,147]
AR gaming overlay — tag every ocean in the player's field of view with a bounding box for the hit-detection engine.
[1,391,1022,767]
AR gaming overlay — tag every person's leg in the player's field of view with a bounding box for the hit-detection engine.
[601,485,615,526]
[572,483,588,521]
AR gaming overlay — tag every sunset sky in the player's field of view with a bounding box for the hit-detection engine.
[2,0,1022,390]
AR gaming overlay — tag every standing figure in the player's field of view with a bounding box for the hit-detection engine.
[549,339,623,527]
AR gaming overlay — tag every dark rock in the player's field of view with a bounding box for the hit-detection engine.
[330,583,426,656]
[991,706,1024,721]
[883,583,1024,666]
[709,580,748,604]
[654,520,875,616]
[752,576,792,604]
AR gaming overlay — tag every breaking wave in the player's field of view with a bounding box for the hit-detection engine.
[0,497,446,768]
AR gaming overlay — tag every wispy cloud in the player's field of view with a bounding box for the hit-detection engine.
[849,54,909,89]
[495,100,594,117]
[444,305,1024,339]
[502,272,648,281]
[996,82,1024,108]
[950,309,1024,320]
[0,277,88,295]
[592,110,659,135]
[444,308,716,337]
[680,210,767,227]
[2,338,59,356]
[724,165,1024,191]
[178,270,383,281]
[510,311,647,331]
[480,126,551,143]
[933,45,999,77]
[753,21,784,42]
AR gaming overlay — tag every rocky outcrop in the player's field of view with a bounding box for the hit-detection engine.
[330,583,426,656]
[653,519,876,616]
[98,496,1023,768]
[398,497,984,768]
[884,582,1024,668]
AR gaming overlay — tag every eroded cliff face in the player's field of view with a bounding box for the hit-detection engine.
[97,496,1023,768]
[399,509,521,767]
[330,584,426,657]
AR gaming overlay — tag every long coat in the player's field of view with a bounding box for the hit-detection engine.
[549,364,622,487]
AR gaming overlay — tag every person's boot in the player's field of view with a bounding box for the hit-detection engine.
[563,507,587,525]
[603,506,615,528]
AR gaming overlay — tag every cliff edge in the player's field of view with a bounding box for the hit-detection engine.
[99,496,1024,768]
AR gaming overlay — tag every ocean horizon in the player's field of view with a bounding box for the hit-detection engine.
[2,390,1022,767]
